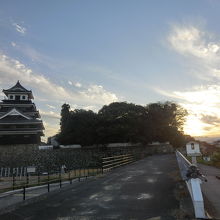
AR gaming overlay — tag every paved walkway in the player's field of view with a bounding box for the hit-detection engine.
[0,180,76,212]
[199,164,220,219]
[0,154,179,220]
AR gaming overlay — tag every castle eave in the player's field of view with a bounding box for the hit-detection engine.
[0,130,44,135]
[0,121,43,124]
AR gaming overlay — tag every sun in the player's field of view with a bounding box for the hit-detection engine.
[183,114,210,137]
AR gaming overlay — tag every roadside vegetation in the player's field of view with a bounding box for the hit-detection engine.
[197,152,220,168]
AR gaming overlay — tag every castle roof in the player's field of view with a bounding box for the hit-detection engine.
[0,108,31,120]
[3,81,34,99]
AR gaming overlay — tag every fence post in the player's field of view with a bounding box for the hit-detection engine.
[102,157,104,174]
[78,168,81,182]
[69,170,72,184]
[47,172,50,192]
[38,172,40,185]
[74,169,76,178]
[26,172,29,186]
[12,173,15,190]
[85,167,87,179]
[47,182,50,192]
[23,186,26,200]
[59,168,62,188]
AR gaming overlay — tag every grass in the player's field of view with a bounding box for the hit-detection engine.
[0,168,102,194]
[186,155,220,169]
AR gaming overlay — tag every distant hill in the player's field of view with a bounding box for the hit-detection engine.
[195,136,220,143]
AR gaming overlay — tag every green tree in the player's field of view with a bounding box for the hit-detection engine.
[58,108,98,145]
[97,102,147,143]
[145,101,188,146]
[58,101,189,148]
[60,103,70,133]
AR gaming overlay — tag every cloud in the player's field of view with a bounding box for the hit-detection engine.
[0,53,118,106]
[79,84,118,105]
[156,84,220,136]
[42,121,60,141]
[68,80,73,85]
[155,23,220,137]
[0,43,121,139]
[0,53,119,139]
[75,82,82,88]
[12,23,26,35]
[46,104,56,109]
[174,85,220,105]
[168,24,220,60]
[68,80,82,88]
[168,24,220,80]
[12,43,56,67]
[40,110,60,119]
[200,114,220,125]
[0,53,74,101]
[83,105,98,112]
[11,42,16,47]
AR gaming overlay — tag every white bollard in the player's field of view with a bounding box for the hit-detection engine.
[191,156,197,165]
[186,178,206,219]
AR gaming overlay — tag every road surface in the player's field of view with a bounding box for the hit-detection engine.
[0,154,179,220]
[199,163,220,219]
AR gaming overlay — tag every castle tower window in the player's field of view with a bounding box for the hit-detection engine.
[9,95,13,100]
[15,95,20,101]
[22,95,26,100]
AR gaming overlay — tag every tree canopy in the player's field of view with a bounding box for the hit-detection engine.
[57,101,190,147]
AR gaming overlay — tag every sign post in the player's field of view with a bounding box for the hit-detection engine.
[186,141,201,165]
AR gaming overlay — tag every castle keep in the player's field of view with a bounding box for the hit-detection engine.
[0,81,44,144]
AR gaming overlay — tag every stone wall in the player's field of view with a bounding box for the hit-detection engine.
[0,144,174,171]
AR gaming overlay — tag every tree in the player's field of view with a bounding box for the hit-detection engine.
[97,102,147,143]
[58,108,98,145]
[60,103,70,134]
[145,101,188,146]
[57,101,189,148]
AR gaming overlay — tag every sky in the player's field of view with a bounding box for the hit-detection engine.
[1,0,220,141]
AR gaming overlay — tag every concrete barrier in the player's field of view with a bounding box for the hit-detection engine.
[176,150,206,219]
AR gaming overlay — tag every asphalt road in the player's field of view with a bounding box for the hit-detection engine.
[0,154,179,220]
[199,163,220,219]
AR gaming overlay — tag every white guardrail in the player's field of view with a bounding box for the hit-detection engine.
[176,150,206,219]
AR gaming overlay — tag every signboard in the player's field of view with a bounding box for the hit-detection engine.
[186,141,201,156]
[27,166,36,173]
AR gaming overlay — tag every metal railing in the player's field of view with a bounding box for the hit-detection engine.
[0,167,102,195]
[0,153,137,202]
[0,167,27,178]
[102,154,134,172]
[176,150,191,180]
[176,150,207,219]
